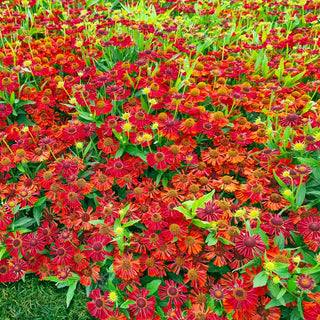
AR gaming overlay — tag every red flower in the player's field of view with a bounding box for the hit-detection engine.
[146,146,174,170]
[128,288,156,320]
[178,231,204,255]
[51,241,75,266]
[23,232,46,256]
[87,288,112,320]
[159,279,188,308]
[235,232,266,259]
[5,231,26,258]
[84,234,109,262]
[9,257,28,281]
[196,200,224,222]
[0,206,14,230]
[223,281,258,320]
[0,103,12,119]
[113,253,140,280]
[0,259,12,282]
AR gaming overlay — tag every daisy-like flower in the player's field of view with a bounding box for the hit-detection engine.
[235,232,266,259]
[196,200,224,222]
[23,232,46,256]
[210,284,226,301]
[84,234,109,262]
[0,259,12,283]
[178,231,204,255]
[51,241,75,265]
[146,146,174,170]
[279,113,302,127]
[296,274,315,291]
[260,213,294,238]
[0,206,14,230]
[5,231,26,258]
[159,279,188,308]
[80,264,100,286]
[128,288,156,320]
[262,192,290,211]
[87,288,112,320]
[9,257,28,281]
[251,296,281,320]
[297,216,320,242]
[183,265,207,289]
[113,253,140,280]
[223,281,258,320]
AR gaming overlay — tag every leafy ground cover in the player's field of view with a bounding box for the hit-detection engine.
[1,0,320,319]
[0,274,91,319]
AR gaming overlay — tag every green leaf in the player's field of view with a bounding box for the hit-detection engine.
[268,281,280,297]
[12,217,35,229]
[120,204,130,222]
[126,145,146,162]
[33,206,42,226]
[273,170,287,188]
[146,279,162,296]
[43,276,60,282]
[192,190,215,214]
[295,184,306,208]
[120,299,135,309]
[276,287,286,299]
[123,219,140,228]
[262,54,269,77]
[282,126,291,149]
[287,277,297,293]
[140,96,149,112]
[0,246,7,260]
[66,280,78,308]
[89,219,105,225]
[265,297,286,309]
[275,233,285,250]
[274,267,291,279]
[34,196,47,207]
[253,271,269,288]
[277,58,284,81]
[192,219,211,229]
[115,147,126,158]
[297,298,304,319]
[298,157,319,167]
[206,233,218,246]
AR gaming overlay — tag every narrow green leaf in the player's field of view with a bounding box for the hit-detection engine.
[34,196,47,207]
[276,287,286,300]
[66,280,78,308]
[295,184,306,207]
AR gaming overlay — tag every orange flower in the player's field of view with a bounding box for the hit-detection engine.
[178,231,204,255]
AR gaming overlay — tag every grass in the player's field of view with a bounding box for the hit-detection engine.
[0,275,92,320]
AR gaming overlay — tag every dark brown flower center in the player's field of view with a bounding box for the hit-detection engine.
[270,193,281,203]
[167,286,178,297]
[57,248,66,256]
[233,288,247,301]
[243,236,256,248]
[309,222,320,232]
[12,239,22,248]
[155,152,165,162]
[93,242,103,252]
[136,297,147,309]
[95,298,104,308]
[270,216,284,227]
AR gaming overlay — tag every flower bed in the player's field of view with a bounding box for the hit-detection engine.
[1,0,320,319]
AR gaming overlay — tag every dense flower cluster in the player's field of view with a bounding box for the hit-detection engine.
[1,0,320,319]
